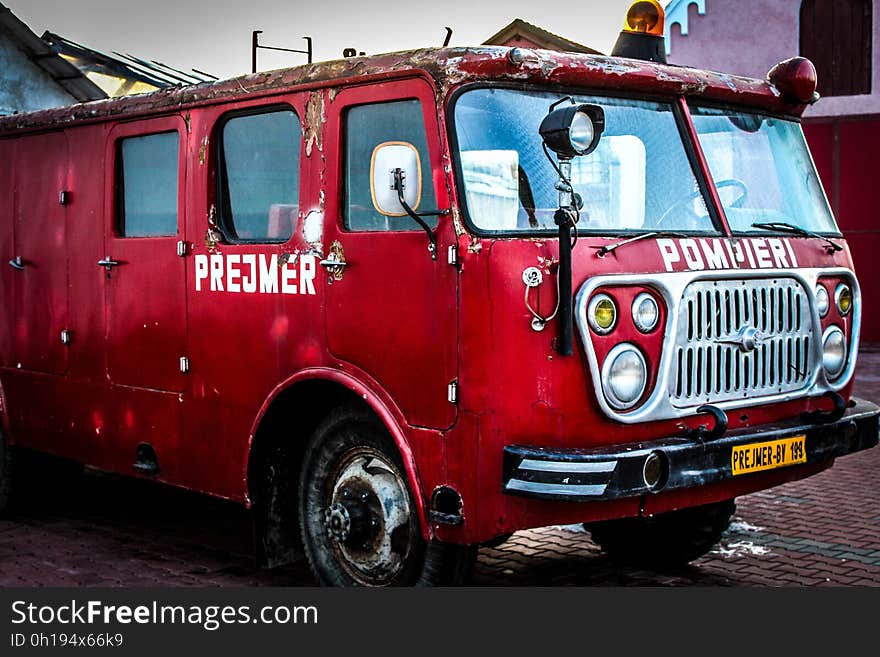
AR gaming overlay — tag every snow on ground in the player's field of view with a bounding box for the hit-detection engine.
[712,517,770,558]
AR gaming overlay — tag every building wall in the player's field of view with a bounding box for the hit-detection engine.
[0,36,77,115]
[667,1,798,79]
[666,0,880,119]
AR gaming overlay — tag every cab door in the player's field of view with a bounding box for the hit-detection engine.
[103,117,188,392]
[323,79,458,430]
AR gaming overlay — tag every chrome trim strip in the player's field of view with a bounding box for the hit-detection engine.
[505,479,607,497]
[575,266,861,424]
[518,458,617,474]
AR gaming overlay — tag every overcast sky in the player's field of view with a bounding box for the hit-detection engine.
[4,0,668,80]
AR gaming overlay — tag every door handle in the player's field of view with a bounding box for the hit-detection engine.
[8,256,24,270]
[319,257,348,269]
[97,256,121,272]
[319,240,347,281]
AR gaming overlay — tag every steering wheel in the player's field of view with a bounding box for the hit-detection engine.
[656,179,749,229]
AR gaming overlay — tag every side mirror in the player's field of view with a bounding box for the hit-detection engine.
[370,141,422,216]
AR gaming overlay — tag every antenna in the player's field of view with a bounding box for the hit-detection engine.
[443,27,453,47]
[252,31,313,73]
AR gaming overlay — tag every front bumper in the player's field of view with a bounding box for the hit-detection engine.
[502,397,879,502]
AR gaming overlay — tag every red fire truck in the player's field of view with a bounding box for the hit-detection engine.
[0,2,876,585]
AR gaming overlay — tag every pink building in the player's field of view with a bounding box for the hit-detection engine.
[666,0,880,341]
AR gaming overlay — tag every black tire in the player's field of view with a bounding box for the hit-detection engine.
[585,499,736,569]
[298,407,475,586]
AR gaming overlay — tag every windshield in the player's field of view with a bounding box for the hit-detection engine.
[453,88,713,234]
[689,106,839,234]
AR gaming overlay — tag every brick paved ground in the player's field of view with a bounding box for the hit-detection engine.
[2,353,879,587]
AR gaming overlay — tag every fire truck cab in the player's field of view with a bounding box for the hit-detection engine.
[0,2,876,585]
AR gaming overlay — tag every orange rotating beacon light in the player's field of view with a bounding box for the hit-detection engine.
[611,1,667,63]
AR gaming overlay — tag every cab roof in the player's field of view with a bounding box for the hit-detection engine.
[0,46,802,135]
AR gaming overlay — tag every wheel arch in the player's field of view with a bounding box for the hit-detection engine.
[246,368,430,543]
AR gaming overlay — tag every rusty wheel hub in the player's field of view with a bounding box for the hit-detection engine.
[324,450,412,585]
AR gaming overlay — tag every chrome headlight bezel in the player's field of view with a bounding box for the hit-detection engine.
[822,325,847,381]
[815,284,829,318]
[835,283,852,316]
[601,343,648,410]
[632,292,660,333]
[587,293,617,335]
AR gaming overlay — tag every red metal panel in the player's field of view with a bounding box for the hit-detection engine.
[12,132,69,374]
[0,138,15,368]
[322,78,459,430]
[103,116,188,392]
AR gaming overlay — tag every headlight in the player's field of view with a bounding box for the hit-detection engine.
[538,104,605,158]
[815,284,829,318]
[588,293,617,334]
[568,111,595,154]
[632,292,660,333]
[602,344,647,410]
[835,283,852,316]
[822,325,847,380]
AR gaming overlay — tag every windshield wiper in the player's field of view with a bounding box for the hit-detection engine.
[593,231,686,258]
[751,222,842,253]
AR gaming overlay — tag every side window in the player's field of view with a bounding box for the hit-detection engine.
[345,99,437,231]
[117,131,179,237]
[218,108,301,242]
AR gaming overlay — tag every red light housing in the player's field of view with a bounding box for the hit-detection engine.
[767,57,819,105]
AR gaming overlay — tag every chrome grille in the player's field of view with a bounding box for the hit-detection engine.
[670,278,814,407]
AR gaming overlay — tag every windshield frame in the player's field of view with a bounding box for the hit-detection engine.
[686,100,842,239]
[446,82,727,239]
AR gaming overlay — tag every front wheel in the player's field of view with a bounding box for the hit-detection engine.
[585,499,736,569]
[298,407,475,586]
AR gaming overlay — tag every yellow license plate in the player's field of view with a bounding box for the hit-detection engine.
[731,435,807,476]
